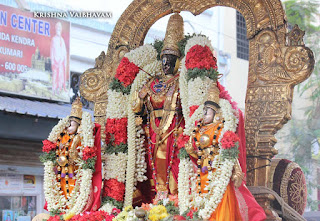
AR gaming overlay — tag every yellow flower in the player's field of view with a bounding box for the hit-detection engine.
[124,205,133,212]
[148,205,168,221]
[63,212,75,220]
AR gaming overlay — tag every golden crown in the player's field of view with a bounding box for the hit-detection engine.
[69,97,83,124]
[205,84,220,111]
[160,13,184,58]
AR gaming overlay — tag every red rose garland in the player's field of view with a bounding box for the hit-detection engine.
[115,57,140,87]
[105,118,128,145]
[185,45,217,70]
[220,131,240,149]
[103,179,126,202]
[42,140,56,153]
[82,146,97,161]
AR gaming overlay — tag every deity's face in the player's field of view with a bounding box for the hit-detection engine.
[162,54,178,75]
[67,120,79,134]
[203,107,216,125]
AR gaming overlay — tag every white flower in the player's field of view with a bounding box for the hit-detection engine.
[48,116,69,142]
[104,153,128,183]
[185,35,214,55]
[125,44,158,68]
[106,90,129,119]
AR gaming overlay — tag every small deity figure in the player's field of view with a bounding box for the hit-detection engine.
[41,97,102,216]
[184,84,245,220]
[55,98,83,198]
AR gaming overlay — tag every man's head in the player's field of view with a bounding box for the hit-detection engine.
[162,54,178,75]
[55,22,62,36]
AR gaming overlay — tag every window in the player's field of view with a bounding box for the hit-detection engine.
[236,11,249,60]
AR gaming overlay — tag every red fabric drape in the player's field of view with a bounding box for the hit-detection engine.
[83,123,102,212]
[217,81,266,221]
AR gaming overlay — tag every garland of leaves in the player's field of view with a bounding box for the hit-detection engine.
[109,78,132,95]
[186,67,219,82]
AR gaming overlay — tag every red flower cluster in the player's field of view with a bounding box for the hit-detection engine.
[47,216,61,221]
[103,179,125,202]
[105,118,128,145]
[185,45,217,70]
[186,208,197,219]
[177,134,190,149]
[189,105,199,117]
[47,211,115,221]
[42,140,56,153]
[220,131,240,149]
[115,57,140,87]
[70,211,115,221]
[82,146,97,161]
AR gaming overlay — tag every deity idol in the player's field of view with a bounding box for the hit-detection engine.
[40,98,102,218]
[131,13,185,199]
[101,13,266,221]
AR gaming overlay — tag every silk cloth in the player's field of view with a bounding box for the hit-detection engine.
[217,82,266,221]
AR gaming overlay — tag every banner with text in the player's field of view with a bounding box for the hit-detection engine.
[0,4,70,102]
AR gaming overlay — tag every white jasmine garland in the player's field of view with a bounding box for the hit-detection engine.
[106,90,129,119]
[187,77,213,107]
[125,44,158,68]
[104,153,128,183]
[44,161,65,212]
[81,111,95,147]
[219,99,238,133]
[178,158,194,214]
[134,125,147,184]
[47,116,69,142]
[67,169,93,215]
[178,57,190,123]
[184,35,214,55]
[184,104,204,135]
[99,202,114,213]
[124,58,160,207]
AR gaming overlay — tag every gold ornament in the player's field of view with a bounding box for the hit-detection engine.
[69,97,83,124]
[199,134,211,148]
[205,84,220,112]
[160,13,184,58]
[57,155,68,167]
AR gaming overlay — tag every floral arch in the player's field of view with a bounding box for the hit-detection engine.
[80,0,314,219]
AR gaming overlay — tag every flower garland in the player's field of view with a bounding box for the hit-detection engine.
[124,60,161,206]
[177,158,194,214]
[134,125,148,184]
[103,44,160,209]
[106,90,129,119]
[42,111,96,216]
[104,153,128,183]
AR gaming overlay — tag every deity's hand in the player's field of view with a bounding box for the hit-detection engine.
[231,160,244,188]
[132,91,144,113]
